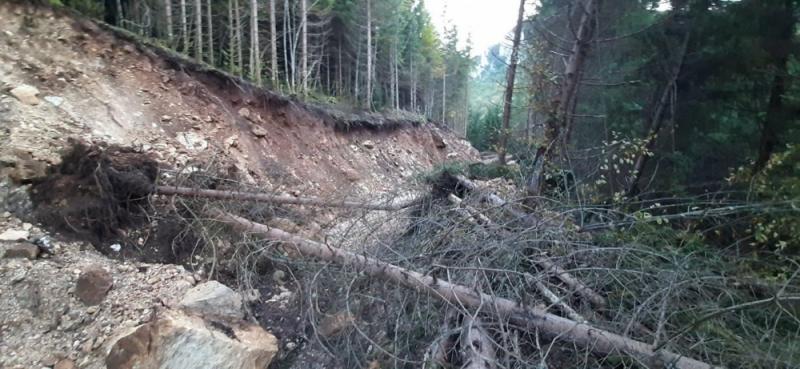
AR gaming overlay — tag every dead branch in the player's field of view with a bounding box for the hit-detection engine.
[527,275,587,323]
[213,210,717,369]
[453,175,528,219]
[460,315,497,369]
[155,185,418,211]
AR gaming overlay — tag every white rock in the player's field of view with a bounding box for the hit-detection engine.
[179,281,243,320]
[0,229,30,241]
[9,84,40,105]
[110,244,122,252]
[44,96,64,107]
[176,131,209,151]
[21,223,32,231]
[106,310,278,369]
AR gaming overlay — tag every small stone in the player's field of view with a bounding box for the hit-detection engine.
[3,242,39,259]
[44,96,64,107]
[272,270,286,284]
[238,107,251,119]
[86,306,99,314]
[0,229,30,241]
[251,126,268,137]
[10,84,40,105]
[75,266,113,306]
[22,223,32,231]
[110,243,121,252]
[362,140,375,149]
[160,115,173,122]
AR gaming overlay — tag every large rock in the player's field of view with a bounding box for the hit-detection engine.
[107,310,278,369]
[0,229,29,241]
[2,241,39,259]
[75,266,113,306]
[179,281,243,320]
[10,84,40,105]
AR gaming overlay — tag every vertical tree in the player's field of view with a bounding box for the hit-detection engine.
[194,0,203,60]
[301,0,308,94]
[250,0,262,84]
[181,0,188,52]
[206,0,214,64]
[269,0,278,87]
[165,0,173,42]
[365,0,373,109]
[497,0,525,165]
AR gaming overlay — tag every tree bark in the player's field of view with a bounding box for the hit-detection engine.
[194,0,202,60]
[180,0,188,52]
[300,0,308,94]
[250,0,261,84]
[155,185,419,211]
[164,0,173,41]
[498,0,525,165]
[213,211,716,369]
[206,0,213,64]
[234,0,243,76]
[269,0,278,87]
[365,0,372,109]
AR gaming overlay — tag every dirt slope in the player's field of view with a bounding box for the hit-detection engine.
[0,2,477,200]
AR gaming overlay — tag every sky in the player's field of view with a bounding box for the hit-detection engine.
[424,0,523,56]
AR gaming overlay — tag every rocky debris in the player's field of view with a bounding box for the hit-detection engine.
[0,229,29,241]
[2,241,39,259]
[8,157,47,182]
[176,131,209,151]
[251,125,268,137]
[9,84,40,105]
[75,266,113,306]
[106,310,278,369]
[179,280,244,321]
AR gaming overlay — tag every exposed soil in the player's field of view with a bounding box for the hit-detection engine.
[0,3,479,369]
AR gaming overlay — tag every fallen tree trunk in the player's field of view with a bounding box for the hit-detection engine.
[156,185,417,211]
[213,211,716,369]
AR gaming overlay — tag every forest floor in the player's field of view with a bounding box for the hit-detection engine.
[0,3,478,369]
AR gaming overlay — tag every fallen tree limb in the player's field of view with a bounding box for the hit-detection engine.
[454,175,528,219]
[156,185,418,211]
[213,210,716,369]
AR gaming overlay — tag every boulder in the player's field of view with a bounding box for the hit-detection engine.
[2,241,39,259]
[75,266,113,306]
[106,310,279,369]
[0,229,29,241]
[179,281,244,320]
[10,84,40,105]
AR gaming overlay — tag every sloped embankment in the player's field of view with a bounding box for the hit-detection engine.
[0,2,477,201]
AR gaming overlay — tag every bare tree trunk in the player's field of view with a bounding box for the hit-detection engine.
[498,0,525,165]
[156,186,419,210]
[365,0,372,109]
[300,0,308,94]
[194,0,203,60]
[234,0,243,76]
[116,0,124,25]
[180,0,188,52]
[410,57,416,112]
[214,211,716,369]
[206,0,214,64]
[528,0,598,198]
[626,31,690,196]
[164,0,173,42]
[441,65,446,124]
[269,0,278,87]
[228,0,234,71]
[250,0,261,84]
